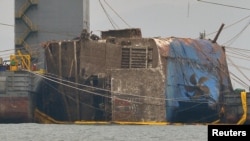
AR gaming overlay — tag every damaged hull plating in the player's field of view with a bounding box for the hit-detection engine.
[38,28,241,124]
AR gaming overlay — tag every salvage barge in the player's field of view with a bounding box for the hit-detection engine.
[33,28,249,124]
[0,52,42,123]
[0,71,34,123]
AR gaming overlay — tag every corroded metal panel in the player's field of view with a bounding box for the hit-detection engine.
[42,29,234,123]
[222,93,250,124]
[80,41,121,76]
[44,40,81,78]
[0,96,33,123]
[112,95,142,121]
[110,69,166,122]
[0,76,6,93]
[0,71,36,123]
[101,28,142,39]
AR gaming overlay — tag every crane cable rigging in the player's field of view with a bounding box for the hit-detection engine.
[1,30,250,90]
[205,14,250,37]
[1,46,248,119]
[98,0,131,29]
[1,41,250,90]
[103,0,131,28]
[28,70,213,105]
[197,0,250,11]
[98,0,118,29]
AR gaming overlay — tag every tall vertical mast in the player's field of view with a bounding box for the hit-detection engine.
[83,0,90,32]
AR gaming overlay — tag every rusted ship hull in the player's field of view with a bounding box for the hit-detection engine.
[0,96,33,123]
[1,28,249,124]
[38,28,246,124]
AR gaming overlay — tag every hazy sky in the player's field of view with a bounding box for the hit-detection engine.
[0,0,250,89]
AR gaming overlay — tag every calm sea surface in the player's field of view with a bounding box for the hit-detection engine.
[0,123,207,141]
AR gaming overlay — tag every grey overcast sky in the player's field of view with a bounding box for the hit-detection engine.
[0,0,250,89]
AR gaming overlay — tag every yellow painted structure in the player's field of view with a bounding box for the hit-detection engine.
[9,50,31,71]
[237,92,247,125]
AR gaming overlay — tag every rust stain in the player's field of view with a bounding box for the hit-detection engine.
[0,97,32,123]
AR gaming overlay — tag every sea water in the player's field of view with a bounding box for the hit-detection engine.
[0,123,207,141]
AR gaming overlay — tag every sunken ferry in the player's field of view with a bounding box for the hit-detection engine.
[0,0,249,124]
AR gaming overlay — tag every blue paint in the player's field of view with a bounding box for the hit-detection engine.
[165,38,230,121]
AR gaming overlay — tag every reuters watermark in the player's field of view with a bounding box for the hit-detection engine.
[208,125,249,140]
